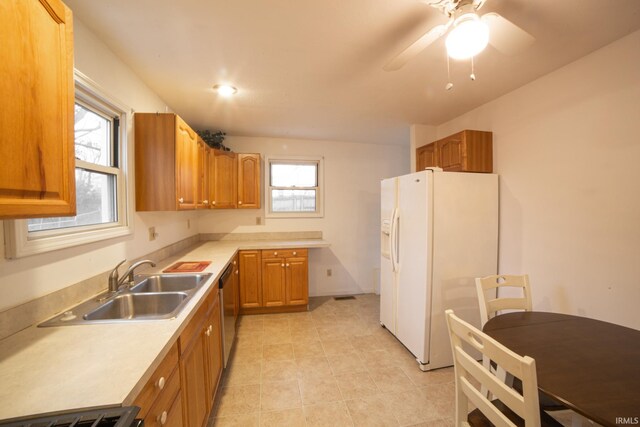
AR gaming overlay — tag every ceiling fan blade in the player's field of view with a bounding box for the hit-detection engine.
[384,24,448,71]
[482,12,535,55]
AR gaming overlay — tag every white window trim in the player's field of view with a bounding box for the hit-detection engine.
[4,70,134,259]
[264,155,324,219]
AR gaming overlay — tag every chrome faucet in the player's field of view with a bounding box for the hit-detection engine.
[108,259,156,292]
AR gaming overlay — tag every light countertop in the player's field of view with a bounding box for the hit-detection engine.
[0,239,329,422]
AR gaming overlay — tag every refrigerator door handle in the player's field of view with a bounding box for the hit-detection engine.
[390,208,399,272]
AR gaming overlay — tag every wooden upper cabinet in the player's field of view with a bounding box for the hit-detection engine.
[0,0,76,219]
[415,130,493,173]
[135,113,199,211]
[196,138,210,209]
[416,143,437,171]
[210,150,237,209]
[237,154,261,209]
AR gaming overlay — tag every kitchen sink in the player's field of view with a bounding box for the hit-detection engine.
[130,273,210,293]
[39,272,213,327]
[83,292,188,321]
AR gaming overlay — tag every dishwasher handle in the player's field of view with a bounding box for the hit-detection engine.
[219,264,233,288]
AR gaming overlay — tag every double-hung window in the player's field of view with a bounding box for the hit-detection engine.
[4,72,131,258]
[265,156,324,218]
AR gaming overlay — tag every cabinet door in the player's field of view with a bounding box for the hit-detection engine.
[437,133,464,171]
[285,255,309,306]
[262,258,286,307]
[0,0,75,219]
[175,116,197,209]
[239,251,262,308]
[179,330,209,427]
[196,139,210,209]
[211,150,237,209]
[237,154,261,209]
[205,294,223,406]
[232,255,240,316]
[416,143,438,171]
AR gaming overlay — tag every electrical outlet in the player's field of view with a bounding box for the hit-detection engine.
[256,217,262,225]
[148,227,157,241]
[327,269,332,277]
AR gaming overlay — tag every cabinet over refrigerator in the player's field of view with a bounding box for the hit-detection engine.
[380,169,498,371]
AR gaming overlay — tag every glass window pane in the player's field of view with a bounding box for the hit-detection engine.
[74,103,111,166]
[271,163,317,187]
[28,169,117,232]
[271,189,316,212]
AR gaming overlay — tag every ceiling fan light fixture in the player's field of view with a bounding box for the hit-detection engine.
[445,13,489,60]
[213,84,237,97]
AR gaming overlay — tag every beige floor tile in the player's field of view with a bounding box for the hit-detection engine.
[262,343,294,361]
[263,328,292,345]
[327,352,365,375]
[369,367,416,394]
[407,419,455,427]
[259,408,306,427]
[293,340,325,359]
[295,356,333,379]
[316,325,350,341]
[260,380,302,411]
[261,359,298,382]
[216,384,261,417]
[335,371,380,400]
[320,337,355,355]
[224,360,262,386]
[291,328,321,343]
[358,349,397,370]
[418,381,455,403]
[304,401,354,427]
[345,396,399,427]
[298,376,343,405]
[233,345,264,364]
[210,413,259,427]
[387,389,450,426]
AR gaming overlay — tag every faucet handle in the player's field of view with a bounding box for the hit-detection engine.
[108,259,127,293]
[110,259,127,276]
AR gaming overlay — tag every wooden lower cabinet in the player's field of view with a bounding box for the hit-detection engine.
[239,249,309,314]
[205,293,223,405]
[239,251,262,309]
[180,326,209,427]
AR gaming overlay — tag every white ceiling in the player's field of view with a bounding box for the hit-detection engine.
[65,0,640,146]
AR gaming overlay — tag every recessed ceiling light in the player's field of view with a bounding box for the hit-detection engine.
[213,84,237,97]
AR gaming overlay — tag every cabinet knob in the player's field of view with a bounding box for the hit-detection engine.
[293,251,297,256]
[155,376,166,390]
[203,199,209,204]
[238,201,243,205]
[281,263,285,268]
[212,201,216,205]
[286,263,290,267]
[158,411,168,425]
[233,260,237,265]
[209,324,213,333]
[178,197,184,203]
[235,270,238,275]
[274,252,278,256]
[205,328,211,336]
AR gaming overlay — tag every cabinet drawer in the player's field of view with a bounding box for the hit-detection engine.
[141,367,181,427]
[133,343,179,418]
[261,249,307,259]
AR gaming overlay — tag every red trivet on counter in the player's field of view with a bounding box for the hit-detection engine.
[163,261,211,273]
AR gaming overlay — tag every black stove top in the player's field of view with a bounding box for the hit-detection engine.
[0,407,141,427]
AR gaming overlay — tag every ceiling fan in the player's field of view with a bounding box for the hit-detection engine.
[384,0,535,71]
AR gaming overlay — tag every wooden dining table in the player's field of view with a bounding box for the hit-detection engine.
[483,312,640,427]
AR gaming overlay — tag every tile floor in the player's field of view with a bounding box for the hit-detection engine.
[208,294,456,426]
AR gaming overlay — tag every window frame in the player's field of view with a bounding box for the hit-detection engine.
[264,155,324,219]
[4,70,133,259]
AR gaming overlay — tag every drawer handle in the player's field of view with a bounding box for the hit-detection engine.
[157,411,168,425]
[293,251,297,255]
[178,197,184,203]
[155,376,166,390]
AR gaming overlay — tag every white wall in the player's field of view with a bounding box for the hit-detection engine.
[198,136,408,297]
[0,19,199,312]
[436,30,640,329]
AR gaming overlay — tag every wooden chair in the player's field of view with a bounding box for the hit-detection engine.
[445,309,562,427]
[475,274,533,327]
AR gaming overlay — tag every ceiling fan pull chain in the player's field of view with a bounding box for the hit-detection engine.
[445,53,454,91]
[470,56,476,81]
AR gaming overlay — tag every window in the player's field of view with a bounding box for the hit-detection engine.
[265,156,324,218]
[4,71,132,258]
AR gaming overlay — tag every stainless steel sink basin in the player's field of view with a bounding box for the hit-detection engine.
[39,272,213,327]
[130,273,210,293]
[83,292,188,321]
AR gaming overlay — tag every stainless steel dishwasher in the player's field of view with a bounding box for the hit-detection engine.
[219,263,236,367]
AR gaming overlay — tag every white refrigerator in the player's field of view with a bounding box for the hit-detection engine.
[380,169,498,371]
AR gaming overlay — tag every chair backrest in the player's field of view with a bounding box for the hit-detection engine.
[475,274,533,326]
[445,309,541,427]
